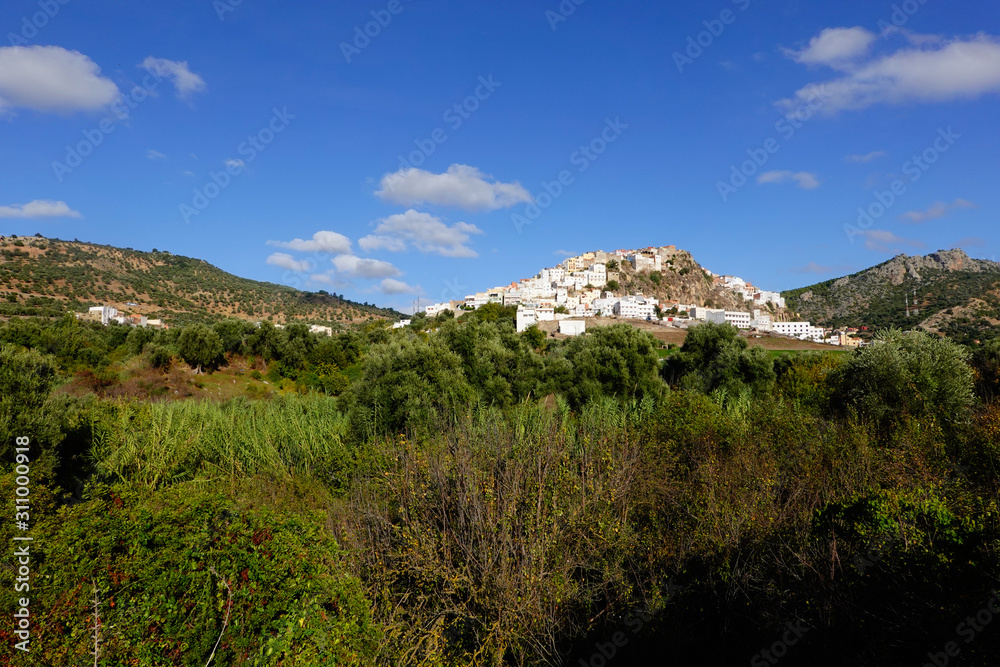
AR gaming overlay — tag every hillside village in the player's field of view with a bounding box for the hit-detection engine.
[411,245,865,347]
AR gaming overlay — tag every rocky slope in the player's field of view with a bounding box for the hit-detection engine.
[783,249,1000,341]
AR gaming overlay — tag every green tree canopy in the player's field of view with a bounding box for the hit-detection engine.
[177,324,224,374]
[557,323,662,408]
[662,322,776,396]
[830,328,974,429]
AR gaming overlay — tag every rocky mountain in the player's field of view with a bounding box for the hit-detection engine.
[784,249,1000,343]
[609,248,778,312]
[0,235,402,327]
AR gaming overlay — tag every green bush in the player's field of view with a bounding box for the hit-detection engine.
[830,329,974,430]
[4,481,379,666]
[662,322,775,397]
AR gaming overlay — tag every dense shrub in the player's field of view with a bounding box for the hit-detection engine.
[830,329,975,430]
[0,480,379,666]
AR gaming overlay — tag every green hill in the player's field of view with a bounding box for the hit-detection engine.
[783,249,1000,344]
[0,234,402,327]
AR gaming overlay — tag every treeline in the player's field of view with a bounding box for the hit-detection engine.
[1,314,999,665]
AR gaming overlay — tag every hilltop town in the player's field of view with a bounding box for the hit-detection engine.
[410,245,865,347]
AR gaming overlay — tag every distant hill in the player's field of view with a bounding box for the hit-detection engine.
[783,249,1000,343]
[0,235,402,327]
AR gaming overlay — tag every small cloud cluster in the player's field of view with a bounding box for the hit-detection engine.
[845,150,886,163]
[140,57,207,100]
[757,170,820,190]
[267,231,352,254]
[360,210,483,258]
[376,164,532,211]
[0,199,81,219]
[0,47,207,117]
[778,29,1000,114]
[266,230,418,296]
[264,162,529,300]
[899,198,976,223]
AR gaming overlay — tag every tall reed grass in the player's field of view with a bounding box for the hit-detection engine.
[91,394,350,488]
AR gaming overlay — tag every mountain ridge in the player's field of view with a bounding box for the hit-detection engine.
[0,235,402,327]
[783,248,1000,342]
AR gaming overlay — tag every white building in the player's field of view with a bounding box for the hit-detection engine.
[88,305,119,326]
[750,310,772,331]
[614,296,656,320]
[559,320,586,337]
[628,253,662,273]
[309,325,334,336]
[516,308,537,333]
[773,321,824,341]
[584,263,607,287]
[689,307,710,321]
[392,319,411,329]
[753,290,787,309]
[707,310,752,329]
[425,302,452,317]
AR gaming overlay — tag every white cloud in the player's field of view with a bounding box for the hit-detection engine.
[553,249,576,257]
[778,33,1000,114]
[0,46,119,115]
[380,278,420,295]
[140,57,206,100]
[376,164,532,211]
[146,149,167,160]
[899,198,976,223]
[332,255,402,279]
[225,158,245,170]
[785,27,877,68]
[267,231,352,254]
[861,229,924,252]
[0,200,82,219]
[266,252,312,273]
[845,150,886,163]
[757,170,820,190]
[359,209,484,258]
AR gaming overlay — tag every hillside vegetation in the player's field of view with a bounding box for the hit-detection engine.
[0,235,400,326]
[784,249,1000,343]
[2,308,999,665]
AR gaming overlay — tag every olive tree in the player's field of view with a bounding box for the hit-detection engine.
[177,324,224,374]
[830,329,974,428]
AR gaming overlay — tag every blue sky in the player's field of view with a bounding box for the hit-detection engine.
[1,0,999,312]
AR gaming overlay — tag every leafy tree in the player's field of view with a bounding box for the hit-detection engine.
[558,323,662,408]
[436,320,545,407]
[607,259,618,270]
[662,322,775,396]
[830,329,974,429]
[462,303,516,326]
[245,321,283,362]
[126,326,156,356]
[522,325,546,350]
[213,319,253,355]
[606,280,620,292]
[971,338,1000,403]
[177,324,224,374]
[146,344,172,371]
[346,335,475,436]
[0,344,58,461]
